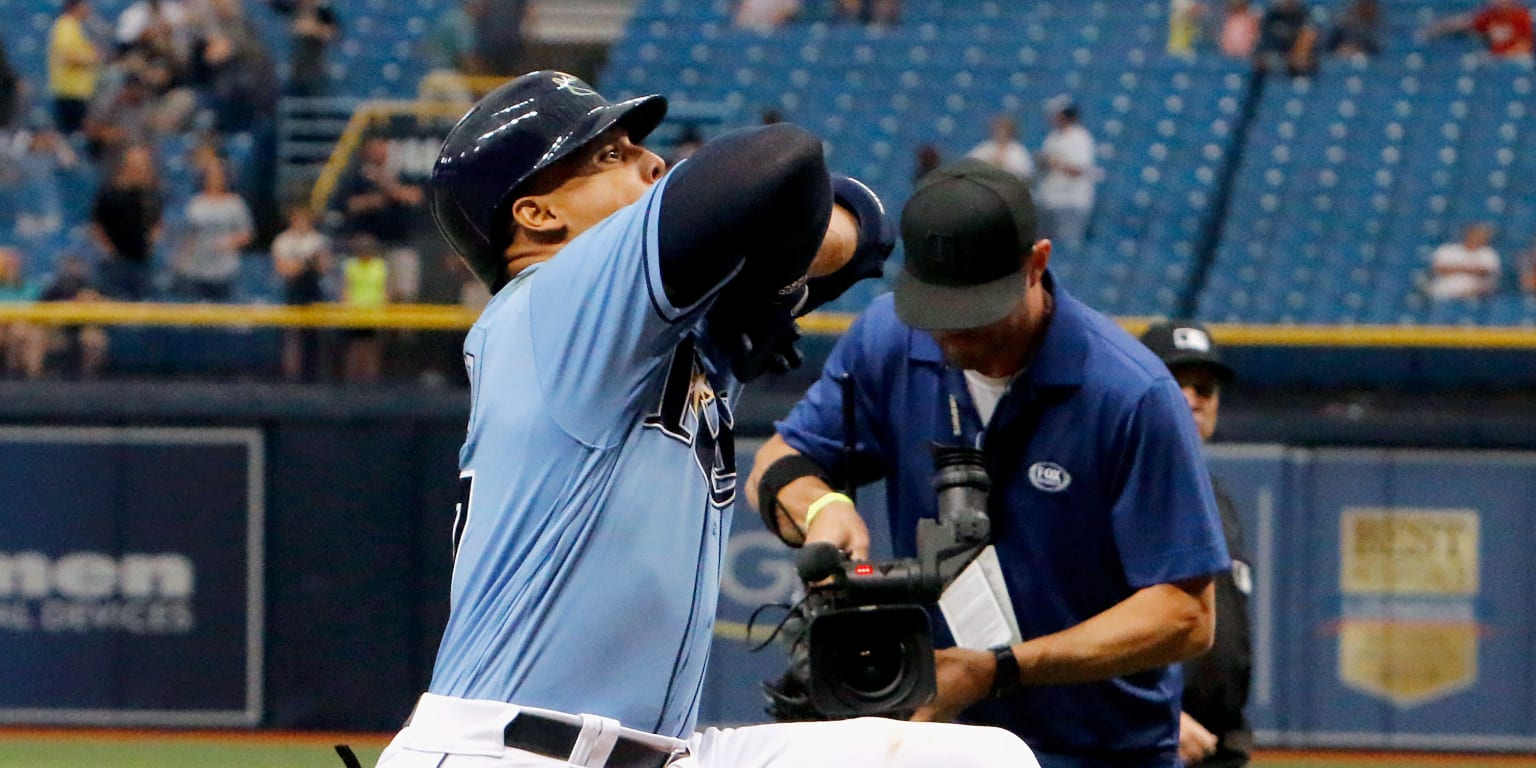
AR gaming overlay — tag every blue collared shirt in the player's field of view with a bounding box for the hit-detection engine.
[777,278,1230,764]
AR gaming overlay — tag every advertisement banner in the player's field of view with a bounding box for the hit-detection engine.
[0,427,263,727]
[1277,449,1536,750]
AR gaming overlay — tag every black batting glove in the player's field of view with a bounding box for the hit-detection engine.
[705,280,806,383]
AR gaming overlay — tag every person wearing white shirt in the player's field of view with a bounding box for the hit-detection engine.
[967,115,1034,183]
[1427,223,1501,300]
[1036,102,1098,250]
[735,0,800,32]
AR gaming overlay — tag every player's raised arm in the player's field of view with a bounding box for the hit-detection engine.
[656,123,833,308]
[660,125,897,381]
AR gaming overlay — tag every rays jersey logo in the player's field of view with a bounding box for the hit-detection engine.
[644,336,736,507]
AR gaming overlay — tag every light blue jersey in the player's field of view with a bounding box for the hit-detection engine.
[429,175,740,737]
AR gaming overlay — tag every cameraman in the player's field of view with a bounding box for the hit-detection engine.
[748,159,1230,768]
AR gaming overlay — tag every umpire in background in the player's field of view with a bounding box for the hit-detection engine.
[1140,321,1253,768]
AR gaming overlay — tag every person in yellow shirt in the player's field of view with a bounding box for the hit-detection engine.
[48,0,101,133]
[342,233,389,382]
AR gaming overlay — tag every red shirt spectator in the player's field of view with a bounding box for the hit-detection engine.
[1472,1,1533,57]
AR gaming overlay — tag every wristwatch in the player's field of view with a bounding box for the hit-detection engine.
[989,644,1022,698]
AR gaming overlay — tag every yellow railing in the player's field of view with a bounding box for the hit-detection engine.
[2,302,1535,348]
[0,302,478,330]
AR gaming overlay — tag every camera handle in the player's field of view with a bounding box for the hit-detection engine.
[838,372,858,503]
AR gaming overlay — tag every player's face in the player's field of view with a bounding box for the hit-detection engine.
[542,127,666,238]
[1173,365,1222,442]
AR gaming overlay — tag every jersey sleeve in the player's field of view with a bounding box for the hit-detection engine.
[526,172,730,445]
[1110,379,1231,588]
[775,305,890,482]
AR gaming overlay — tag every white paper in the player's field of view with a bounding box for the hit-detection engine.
[938,545,1021,650]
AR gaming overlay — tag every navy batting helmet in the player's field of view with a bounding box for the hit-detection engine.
[430,70,667,290]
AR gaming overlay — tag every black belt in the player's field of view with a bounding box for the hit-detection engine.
[503,712,676,768]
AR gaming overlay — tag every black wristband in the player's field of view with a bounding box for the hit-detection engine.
[989,644,1021,698]
[756,454,832,545]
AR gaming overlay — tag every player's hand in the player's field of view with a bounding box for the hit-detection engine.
[802,499,870,561]
[1178,710,1218,766]
[910,647,992,723]
[801,175,895,315]
[705,294,803,383]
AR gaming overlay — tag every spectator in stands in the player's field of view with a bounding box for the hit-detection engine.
[270,0,339,97]
[30,252,110,379]
[1422,0,1533,60]
[48,0,103,135]
[870,0,901,25]
[271,202,331,380]
[830,0,899,25]
[967,114,1034,183]
[115,0,194,58]
[1519,239,1536,296]
[91,144,163,300]
[1427,223,1501,301]
[0,247,45,379]
[736,0,800,32]
[831,0,864,23]
[668,124,705,165]
[1254,0,1317,76]
[114,1,198,133]
[0,38,19,131]
[428,0,487,75]
[9,122,80,239]
[174,159,252,301]
[1036,98,1099,250]
[913,142,942,183]
[341,233,387,383]
[475,0,528,75]
[82,72,160,162]
[339,137,425,303]
[1218,0,1260,59]
[187,129,225,178]
[1168,0,1205,58]
[1326,0,1382,59]
[199,0,280,131]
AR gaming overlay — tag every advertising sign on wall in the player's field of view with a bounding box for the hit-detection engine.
[0,427,264,727]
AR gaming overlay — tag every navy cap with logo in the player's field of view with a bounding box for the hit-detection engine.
[1139,319,1235,381]
[893,158,1038,331]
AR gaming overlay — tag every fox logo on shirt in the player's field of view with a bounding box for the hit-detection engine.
[645,336,736,507]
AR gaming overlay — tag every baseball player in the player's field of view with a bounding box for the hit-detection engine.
[369,71,1039,768]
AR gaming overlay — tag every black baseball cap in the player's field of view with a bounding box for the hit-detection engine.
[1139,320,1235,381]
[894,158,1037,331]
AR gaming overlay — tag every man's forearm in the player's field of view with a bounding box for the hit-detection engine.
[1005,578,1216,686]
[749,433,837,537]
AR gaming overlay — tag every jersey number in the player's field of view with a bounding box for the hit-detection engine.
[451,470,473,562]
[643,336,736,507]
